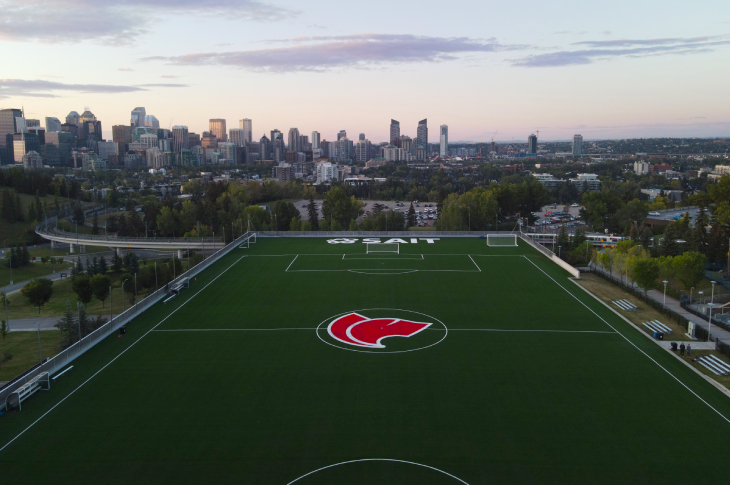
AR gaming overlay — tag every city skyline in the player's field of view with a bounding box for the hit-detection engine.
[1,0,729,140]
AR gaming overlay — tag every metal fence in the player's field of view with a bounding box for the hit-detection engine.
[0,231,256,411]
[257,230,520,237]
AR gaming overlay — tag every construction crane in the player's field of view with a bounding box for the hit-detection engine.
[491,130,498,142]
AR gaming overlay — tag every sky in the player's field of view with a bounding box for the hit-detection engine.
[1,0,729,143]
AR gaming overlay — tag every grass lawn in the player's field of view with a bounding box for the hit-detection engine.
[576,273,693,340]
[688,350,730,388]
[0,261,73,288]
[0,190,74,246]
[1,238,729,484]
[0,331,64,382]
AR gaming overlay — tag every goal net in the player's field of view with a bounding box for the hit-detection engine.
[487,234,518,247]
[366,242,400,254]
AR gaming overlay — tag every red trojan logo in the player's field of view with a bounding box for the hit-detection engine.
[327,313,432,348]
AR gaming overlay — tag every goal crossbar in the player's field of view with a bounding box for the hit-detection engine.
[366,242,400,254]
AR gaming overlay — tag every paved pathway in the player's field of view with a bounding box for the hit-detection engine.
[658,341,715,350]
[7,315,119,332]
[584,265,730,344]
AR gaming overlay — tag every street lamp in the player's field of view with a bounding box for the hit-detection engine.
[698,291,704,304]
[662,280,668,307]
[708,302,715,343]
[690,287,694,304]
[558,245,562,259]
[122,279,129,312]
[711,281,716,304]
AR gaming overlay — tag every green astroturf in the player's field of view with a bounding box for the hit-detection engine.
[0,237,729,484]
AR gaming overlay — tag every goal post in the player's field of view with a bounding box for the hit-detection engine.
[487,234,519,247]
[366,242,400,254]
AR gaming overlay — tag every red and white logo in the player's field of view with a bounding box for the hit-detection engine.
[327,312,432,349]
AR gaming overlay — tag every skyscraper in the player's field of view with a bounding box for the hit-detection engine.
[288,128,300,152]
[130,107,146,128]
[229,129,246,147]
[337,130,347,141]
[311,131,321,150]
[527,133,538,154]
[271,129,282,142]
[0,108,22,140]
[416,119,428,160]
[145,115,160,129]
[172,126,190,152]
[239,119,252,144]
[439,125,448,157]
[66,111,80,126]
[45,117,62,132]
[572,134,583,156]
[390,119,400,144]
[209,119,227,142]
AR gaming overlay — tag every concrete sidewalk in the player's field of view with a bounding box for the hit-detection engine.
[7,315,119,332]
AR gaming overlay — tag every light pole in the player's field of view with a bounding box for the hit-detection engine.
[558,245,562,259]
[698,291,704,304]
[711,280,716,304]
[662,280,668,307]
[122,279,129,312]
[690,287,694,304]
[707,303,715,343]
[134,273,138,313]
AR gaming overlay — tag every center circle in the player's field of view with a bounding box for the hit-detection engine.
[316,308,447,354]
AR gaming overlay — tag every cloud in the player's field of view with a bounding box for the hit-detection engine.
[118,67,135,71]
[553,31,587,35]
[0,0,297,44]
[512,36,730,67]
[143,33,525,72]
[0,78,187,99]
[601,31,612,35]
[161,75,180,78]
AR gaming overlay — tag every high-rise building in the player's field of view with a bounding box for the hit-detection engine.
[337,130,347,141]
[97,141,118,161]
[209,119,227,142]
[239,119,252,144]
[22,151,43,169]
[26,119,40,128]
[0,109,23,163]
[140,133,158,149]
[259,135,272,161]
[219,142,237,164]
[390,120,400,144]
[311,131,321,150]
[229,128,246,147]
[201,132,218,149]
[288,128,300,152]
[355,138,371,163]
[439,125,448,157]
[188,133,201,148]
[572,134,583,156]
[527,133,538,154]
[145,115,160,129]
[271,129,283,142]
[130,107,146,128]
[416,119,428,160]
[66,111,80,126]
[45,117,62,132]
[112,125,133,153]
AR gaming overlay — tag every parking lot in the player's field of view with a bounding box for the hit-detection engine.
[529,204,584,233]
[293,200,439,227]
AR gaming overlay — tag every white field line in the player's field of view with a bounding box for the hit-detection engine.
[0,254,248,454]
[522,255,730,425]
[286,269,480,273]
[285,255,299,272]
[151,327,615,334]
[153,328,318,332]
[244,253,523,257]
[468,255,482,272]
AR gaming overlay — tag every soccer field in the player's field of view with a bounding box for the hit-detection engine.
[1,236,729,484]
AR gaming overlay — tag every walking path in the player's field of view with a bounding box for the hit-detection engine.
[7,316,120,332]
[581,265,730,344]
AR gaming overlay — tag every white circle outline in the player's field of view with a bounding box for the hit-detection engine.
[316,308,448,354]
[285,458,469,484]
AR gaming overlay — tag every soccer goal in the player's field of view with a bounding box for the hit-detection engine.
[366,242,400,254]
[487,234,519,247]
[239,232,256,249]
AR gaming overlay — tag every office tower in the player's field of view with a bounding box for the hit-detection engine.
[13,132,39,163]
[259,135,271,160]
[209,119,227,142]
[26,119,40,128]
[45,117,62,132]
[390,119,400,144]
[22,151,43,169]
[15,117,27,133]
[97,141,118,161]
[145,115,160,129]
[201,132,218,149]
[219,142,236,163]
[401,135,412,153]
[130,107,146,128]
[66,111,80,125]
[299,135,309,151]
[229,128,246,147]
[416,119,428,160]
[239,119,252,144]
[439,125,448,157]
[132,126,156,142]
[527,133,538,154]
[288,128,300,152]
[188,132,201,147]
[271,129,282,142]
[572,134,583,156]
[355,138,371,163]
[311,131,321,150]
[337,130,347,141]
[140,133,158,149]
[112,125,133,152]
[171,126,189,152]
[0,109,22,139]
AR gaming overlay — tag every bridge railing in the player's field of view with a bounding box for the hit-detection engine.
[0,231,255,411]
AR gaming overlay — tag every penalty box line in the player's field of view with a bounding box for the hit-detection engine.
[522,255,730,425]
[0,253,249,455]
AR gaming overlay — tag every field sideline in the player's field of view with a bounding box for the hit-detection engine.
[0,236,729,484]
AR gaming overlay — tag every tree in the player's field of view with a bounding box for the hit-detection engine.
[73,204,85,225]
[0,319,7,339]
[672,251,707,291]
[307,196,319,230]
[98,255,108,274]
[322,186,363,228]
[71,274,94,304]
[91,212,100,235]
[89,274,111,307]
[272,201,300,231]
[41,256,49,265]
[631,257,661,296]
[21,278,54,314]
[124,252,139,274]
[55,301,79,346]
[598,249,615,276]
[120,273,136,305]
[112,252,123,272]
[407,203,416,228]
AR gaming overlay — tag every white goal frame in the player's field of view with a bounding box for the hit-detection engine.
[366,242,400,254]
[487,234,519,247]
